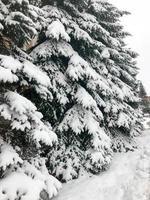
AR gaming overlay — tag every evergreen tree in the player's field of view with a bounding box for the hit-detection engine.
[0,1,61,199]
[139,81,150,114]
[139,82,147,97]
[30,0,142,181]
[0,0,143,198]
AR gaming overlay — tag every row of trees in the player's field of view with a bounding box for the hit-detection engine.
[0,0,142,199]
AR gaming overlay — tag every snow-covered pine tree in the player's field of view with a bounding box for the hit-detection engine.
[138,81,150,114]
[88,0,142,151]
[30,0,142,181]
[0,1,61,199]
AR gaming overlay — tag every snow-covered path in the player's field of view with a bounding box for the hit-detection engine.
[53,131,150,200]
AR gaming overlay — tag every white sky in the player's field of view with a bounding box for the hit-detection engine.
[110,0,150,95]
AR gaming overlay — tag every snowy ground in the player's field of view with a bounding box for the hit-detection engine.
[53,130,150,200]
[143,116,150,129]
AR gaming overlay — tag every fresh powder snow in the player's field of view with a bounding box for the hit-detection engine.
[53,130,150,200]
[0,0,147,200]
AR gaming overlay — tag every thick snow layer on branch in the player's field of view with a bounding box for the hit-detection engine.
[0,55,21,83]
[58,105,103,135]
[87,75,112,96]
[30,40,74,60]
[4,91,36,115]
[0,66,18,83]
[58,105,84,134]
[0,170,61,200]
[75,86,97,109]
[46,20,70,42]
[117,112,131,129]
[70,23,93,44]
[23,61,50,87]
[67,53,97,81]
[32,129,57,146]
[6,11,37,34]
[0,156,61,200]
[0,144,23,171]
[24,159,62,197]
[0,55,50,87]
[0,91,57,146]
[0,172,45,200]
[84,111,103,134]
[0,55,22,72]
[0,54,51,97]
[92,129,111,151]
[101,48,110,59]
